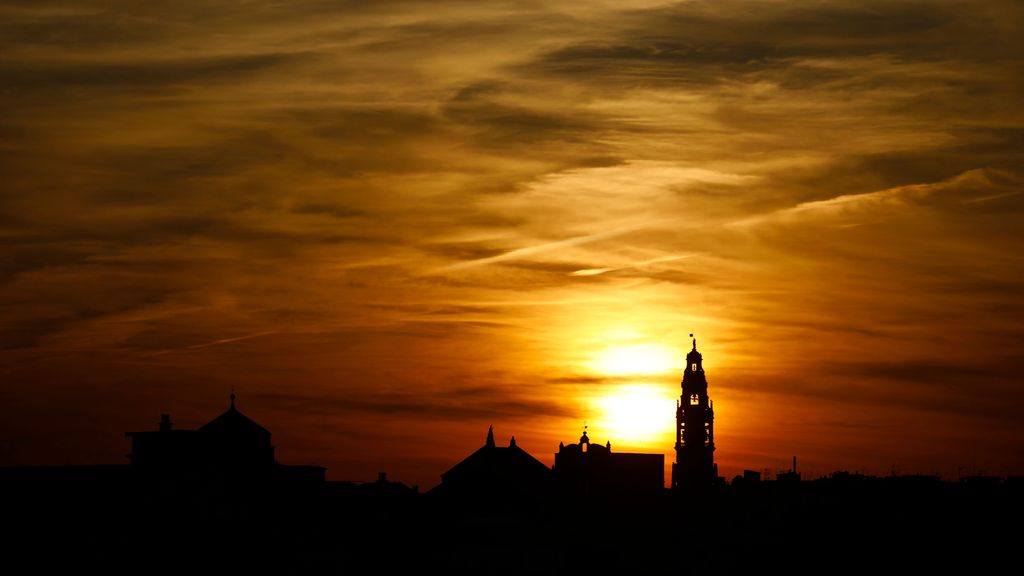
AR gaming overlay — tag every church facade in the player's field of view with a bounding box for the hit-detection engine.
[553,429,664,495]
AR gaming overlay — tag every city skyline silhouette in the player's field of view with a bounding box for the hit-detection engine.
[5,334,1015,489]
[2,1,1023,571]
[4,338,1019,489]
[3,341,1019,574]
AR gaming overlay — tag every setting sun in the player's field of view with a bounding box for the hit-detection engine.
[593,385,676,446]
[591,343,679,376]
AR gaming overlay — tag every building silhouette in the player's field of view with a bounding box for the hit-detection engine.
[673,336,717,488]
[430,426,549,499]
[776,456,801,482]
[126,392,324,483]
[2,367,1020,574]
[127,392,274,469]
[552,428,664,495]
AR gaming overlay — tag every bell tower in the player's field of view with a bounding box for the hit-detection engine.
[672,335,717,489]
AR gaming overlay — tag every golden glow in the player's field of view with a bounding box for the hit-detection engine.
[593,385,675,446]
[590,343,678,376]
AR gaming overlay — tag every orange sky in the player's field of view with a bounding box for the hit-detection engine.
[1,0,1023,489]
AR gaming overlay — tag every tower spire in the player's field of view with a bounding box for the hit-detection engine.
[674,335,715,490]
[486,425,495,447]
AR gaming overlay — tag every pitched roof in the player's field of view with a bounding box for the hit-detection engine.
[198,394,270,439]
[442,443,549,482]
[439,429,550,496]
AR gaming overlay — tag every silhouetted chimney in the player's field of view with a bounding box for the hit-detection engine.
[159,414,172,432]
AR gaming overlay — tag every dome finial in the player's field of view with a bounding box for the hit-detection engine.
[486,425,495,447]
[229,388,236,410]
[690,333,696,351]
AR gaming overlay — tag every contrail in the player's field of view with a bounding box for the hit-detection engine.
[184,331,276,349]
[428,224,648,274]
[570,254,693,277]
[145,331,277,356]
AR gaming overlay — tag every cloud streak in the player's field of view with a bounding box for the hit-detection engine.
[427,225,649,273]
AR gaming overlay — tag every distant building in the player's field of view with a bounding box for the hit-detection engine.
[431,426,549,499]
[126,393,324,483]
[673,337,717,489]
[732,469,762,486]
[552,428,664,496]
[776,456,801,482]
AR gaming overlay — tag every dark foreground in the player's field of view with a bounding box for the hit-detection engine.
[3,468,1019,575]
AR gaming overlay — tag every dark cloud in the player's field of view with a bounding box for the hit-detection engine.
[290,203,366,219]
[0,52,315,92]
[535,0,1016,76]
[545,375,642,386]
[721,362,1024,425]
[255,387,575,422]
[827,359,1022,389]
[419,241,510,262]
[442,80,609,148]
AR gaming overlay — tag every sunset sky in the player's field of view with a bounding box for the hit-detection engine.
[2,0,1023,488]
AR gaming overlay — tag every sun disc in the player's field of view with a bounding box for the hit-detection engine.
[593,385,675,446]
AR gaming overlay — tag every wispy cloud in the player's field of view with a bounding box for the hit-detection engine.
[427,225,648,273]
[144,331,279,356]
[570,254,692,277]
[730,168,1024,228]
